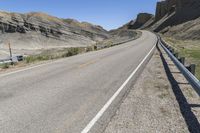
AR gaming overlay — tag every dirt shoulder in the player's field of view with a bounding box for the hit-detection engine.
[104,45,200,133]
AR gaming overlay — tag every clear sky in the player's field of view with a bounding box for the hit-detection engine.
[0,0,158,30]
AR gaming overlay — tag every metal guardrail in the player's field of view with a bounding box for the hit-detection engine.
[0,55,24,65]
[0,60,12,64]
[158,36,200,96]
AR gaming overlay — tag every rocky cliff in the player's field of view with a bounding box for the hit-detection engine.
[155,0,176,21]
[0,11,109,50]
[126,0,200,40]
[153,0,200,32]
[127,13,154,29]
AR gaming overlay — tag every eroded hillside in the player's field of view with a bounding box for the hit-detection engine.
[0,11,110,50]
[126,0,200,40]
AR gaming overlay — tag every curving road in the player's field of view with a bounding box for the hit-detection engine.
[0,31,157,133]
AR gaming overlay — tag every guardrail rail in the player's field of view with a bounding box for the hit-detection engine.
[158,36,200,96]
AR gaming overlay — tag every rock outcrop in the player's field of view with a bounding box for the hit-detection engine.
[124,0,200,40]
[0,11,109,49]
[155,0,176,21]
[155,1,167,21]
[153,0,200,32]
[127,13,154,29]
[175,0,200,23]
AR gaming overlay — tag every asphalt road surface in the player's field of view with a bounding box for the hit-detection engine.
[0,31,157,133]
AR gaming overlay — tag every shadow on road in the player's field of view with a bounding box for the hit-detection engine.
[157,45,200,133]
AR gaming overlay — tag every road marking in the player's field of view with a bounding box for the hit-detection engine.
[0,57,101,78]
[0,57,68,78]
[0,62,53,78]
[0,32,147,78]
[78,58,100,68]
[81,43,156,133]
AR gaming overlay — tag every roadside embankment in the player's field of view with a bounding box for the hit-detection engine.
[104,45,200,133]
[162,36,200,80]
[0,30,141,72]
[97,30,141,49]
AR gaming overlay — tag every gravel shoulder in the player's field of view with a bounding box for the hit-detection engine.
[104,45,200,133]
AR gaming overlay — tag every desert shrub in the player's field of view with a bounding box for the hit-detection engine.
[25,56,36,63]
[94,45,97,50]
[24,46,95,64]
[0,63,9,69]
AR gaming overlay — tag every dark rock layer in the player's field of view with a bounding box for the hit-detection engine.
[0,12,109,44]
[127,13,154,29]
[125,0,200,40]
[154,0,200,32]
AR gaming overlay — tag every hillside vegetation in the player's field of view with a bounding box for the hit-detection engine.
[163,37,200,80]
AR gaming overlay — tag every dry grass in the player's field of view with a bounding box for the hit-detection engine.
[163,36,200,80]
[0,63,9,69]
[27,12,64,24]
[24,46,95,64]
[0,46,95,70]
[97,30,141,49]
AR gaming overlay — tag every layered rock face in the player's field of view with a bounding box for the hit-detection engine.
[155,1,167,21]
[155,0,200,23]
[154,0,200,32]
[175,0,200,23]
[124,0,200,40]
[0,11,109,49]
[127,13,154,29]
[155,0,176,21]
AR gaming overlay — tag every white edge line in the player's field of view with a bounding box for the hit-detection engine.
[0,60,60,78]
[0,40,134,78]
[81,43,156,133]
[0,32,147,78]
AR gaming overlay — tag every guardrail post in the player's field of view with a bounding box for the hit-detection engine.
[178,57,185,65]
[186,64,196,75]
[174,53,179,58]
[159,35,200,94]
[167,46,170,49]
[169,47,174,54]
[169,47,172,52]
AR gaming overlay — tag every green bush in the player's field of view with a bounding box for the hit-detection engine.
[25,56,37,63]
[0,63,9,69]
[94,45,97,50]
[24,46,95,64]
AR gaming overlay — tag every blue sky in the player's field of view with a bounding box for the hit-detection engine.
[0,0,158,30]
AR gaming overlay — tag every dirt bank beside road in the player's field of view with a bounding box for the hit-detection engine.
[104,45,200,133]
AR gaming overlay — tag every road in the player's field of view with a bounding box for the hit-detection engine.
[0,31,157,133]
